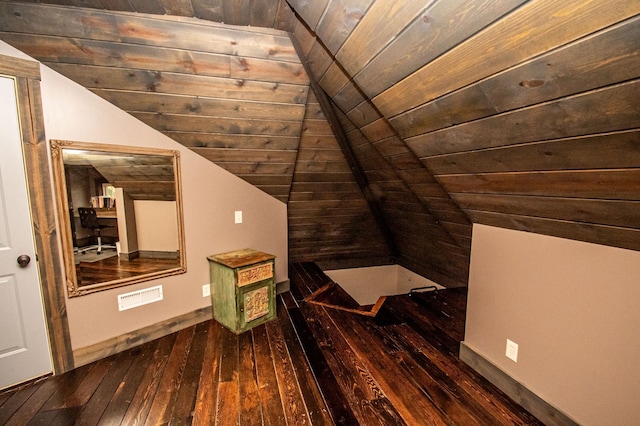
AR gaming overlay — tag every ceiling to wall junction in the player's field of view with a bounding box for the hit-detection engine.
[2,0,639,288]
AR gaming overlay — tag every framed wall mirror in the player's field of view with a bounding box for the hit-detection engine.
[51,140,186,297]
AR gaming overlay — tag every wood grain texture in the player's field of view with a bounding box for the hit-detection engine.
[407,80,640,157]
[334,0,431,76]
[314,0,374,55]
[424,130,640,175]
[286,0,329,31]
[438,169,640,200]
[355,0,527,99]
[287,92,393,266]
[452,193,640,230]
[373,0,640,117]
[46,63,308,104]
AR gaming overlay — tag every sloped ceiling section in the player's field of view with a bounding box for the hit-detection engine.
[2,0,640,287]
[289,4,474,285]
[0,2,308,203]
[286,0,640,257]
[288,91,393,267]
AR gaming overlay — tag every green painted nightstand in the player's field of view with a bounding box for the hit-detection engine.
[207,248,276,334]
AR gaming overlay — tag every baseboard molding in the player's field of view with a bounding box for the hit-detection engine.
[459,342,579,426]
[73,306,212,367]
[138,250,179,259]
[120,250,139,261]
[276,278,290,294]
[73,279,291,367]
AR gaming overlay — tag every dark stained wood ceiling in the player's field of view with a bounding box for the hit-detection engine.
[61,146,177,201]
[0,2,308,203]
[2,0,639,287]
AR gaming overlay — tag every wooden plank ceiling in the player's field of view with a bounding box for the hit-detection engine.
[1,0,639,287]
[62,149,177,201]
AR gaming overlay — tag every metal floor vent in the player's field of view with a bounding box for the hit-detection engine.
[118,285,163,311]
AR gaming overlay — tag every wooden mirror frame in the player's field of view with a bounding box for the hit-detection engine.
[51,140,187,297]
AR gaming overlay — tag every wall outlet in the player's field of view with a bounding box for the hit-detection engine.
[202,283,210,297]
[234,210,243,224]
[506,339,519,362]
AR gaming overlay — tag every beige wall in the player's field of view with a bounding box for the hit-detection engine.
[0,41,288,351]
[465,224,640,425]
[134,200,178,251]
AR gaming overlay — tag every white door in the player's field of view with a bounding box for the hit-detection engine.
[0,75,52,389]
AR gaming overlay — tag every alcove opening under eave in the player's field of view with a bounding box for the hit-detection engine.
[324,265,445,306]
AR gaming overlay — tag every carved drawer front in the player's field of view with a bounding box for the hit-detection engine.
[238,263,273,287]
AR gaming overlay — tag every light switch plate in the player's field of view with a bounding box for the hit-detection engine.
[506,339,519,362]
[235,210,243,224]
[202,284,210,297]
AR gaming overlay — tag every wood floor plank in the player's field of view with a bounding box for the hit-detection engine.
[252,324,287,426]
[0,391,12,407]
[169,321,210,425]
[75,352,134,425]
[215,326,240,426]
[382,295,464,356]
[30,405,82,425]
[3,381,55,426]
[3,364,91,426]
[96,340,160,425]
[390,327,492,424]
[119,331,177,425]
[265,312,310,425]
[0,382,44,425]
[299,302,384,402]
[296,302,402,425]
[39,363,91,413]
[192,320,224,426]
[279,302,356,425]
[289,262,326,299]
[407,290,468,341]
[393,349,484,425]
[323,309,450,425]
[277,303,334,425]
[389,323,540,425]
[144,326,196,425]
[238,330,263,425]
[56,356,114,412]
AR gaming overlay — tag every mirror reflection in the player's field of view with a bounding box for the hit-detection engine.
[51,140,186,297]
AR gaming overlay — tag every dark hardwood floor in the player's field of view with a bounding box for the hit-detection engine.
[75,253,181,287]
[0,262,542,425]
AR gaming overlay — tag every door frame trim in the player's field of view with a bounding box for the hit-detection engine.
[1,54,74,374]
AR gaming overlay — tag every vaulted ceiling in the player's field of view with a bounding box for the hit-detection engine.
[2,0,639,288]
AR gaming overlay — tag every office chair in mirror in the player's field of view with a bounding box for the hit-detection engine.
[77,207,117,255]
